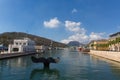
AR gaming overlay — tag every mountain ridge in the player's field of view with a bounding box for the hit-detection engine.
[0,32,67,47]
[67,41,85,47]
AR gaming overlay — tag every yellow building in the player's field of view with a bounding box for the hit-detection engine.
[89,39,109,51]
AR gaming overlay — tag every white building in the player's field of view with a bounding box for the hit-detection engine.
[8,38,36,53]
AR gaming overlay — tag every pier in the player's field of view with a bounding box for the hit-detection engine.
[0,52,37,60]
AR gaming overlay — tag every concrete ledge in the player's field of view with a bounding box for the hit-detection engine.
[90,50,120,62]
[0,52,38,60]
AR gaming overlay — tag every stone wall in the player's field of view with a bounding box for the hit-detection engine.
[90,50,120,62]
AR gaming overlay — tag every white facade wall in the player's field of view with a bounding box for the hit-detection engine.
[8,38,35,53]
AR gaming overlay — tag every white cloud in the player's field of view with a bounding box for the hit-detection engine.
[43,18,107,44]
[72,8,78,13]
[61,33,89,44]
[65,20,86,33]
[43,17,61,28]
[61,33,89,43]
[61,32,106,44]
[61,39,71,44]
[89,32,106,41]
[62,20,88,44]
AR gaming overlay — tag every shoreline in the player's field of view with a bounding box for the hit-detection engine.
[89,50,120,63]
[0,52,40,60]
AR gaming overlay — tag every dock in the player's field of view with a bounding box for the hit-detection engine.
[0,52,38,60]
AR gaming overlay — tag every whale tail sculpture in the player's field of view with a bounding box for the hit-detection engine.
[31,56,60,68]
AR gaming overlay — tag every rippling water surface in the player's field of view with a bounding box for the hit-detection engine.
[0,49,120,80]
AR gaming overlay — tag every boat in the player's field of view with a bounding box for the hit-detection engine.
[78,47,90,53]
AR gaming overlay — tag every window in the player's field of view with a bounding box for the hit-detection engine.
[23,43,26,45]
[16,43,18,45]
[13,48,19,51]
[19,43,22,45]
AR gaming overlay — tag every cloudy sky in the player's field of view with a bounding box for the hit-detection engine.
[0,0,120,44]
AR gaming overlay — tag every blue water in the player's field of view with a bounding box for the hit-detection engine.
[0,49,120,80]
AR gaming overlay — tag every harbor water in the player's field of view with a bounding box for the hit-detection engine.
[0,49,120,80]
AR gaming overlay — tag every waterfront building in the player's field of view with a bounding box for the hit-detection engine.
[0,44,8,53]
[35,45,48,52]
[109,32,120,51]
[8,38,36,53]
[89,39,109,51]
[88,40,95,50]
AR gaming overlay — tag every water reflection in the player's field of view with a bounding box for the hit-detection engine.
[0,56,32,80]
[30,68,60,80]
[0,56,31,68]
[91,55,120,79]
[90,55,120,67]
[1,50,120,80]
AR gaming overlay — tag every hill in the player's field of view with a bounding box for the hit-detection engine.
[0,32,67,47]
[68,41,85,47]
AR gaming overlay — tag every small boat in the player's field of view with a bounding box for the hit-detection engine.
[78,47,90,53]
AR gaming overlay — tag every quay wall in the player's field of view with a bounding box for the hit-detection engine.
[90,50,120,62]
[0,52,37,60]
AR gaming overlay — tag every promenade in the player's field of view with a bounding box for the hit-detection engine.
[90,50,120,62]
[0,52,37,60]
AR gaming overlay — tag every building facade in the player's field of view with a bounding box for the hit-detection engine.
[8,38,36,53]
[35,45,49,52]
[109,32,120,51]
[89,39,109,51]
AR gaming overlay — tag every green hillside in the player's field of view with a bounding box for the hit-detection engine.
[0,32,67,47]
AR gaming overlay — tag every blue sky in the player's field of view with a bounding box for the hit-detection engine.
[0,0,120,44]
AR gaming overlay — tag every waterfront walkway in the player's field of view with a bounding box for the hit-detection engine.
[0,52,37,60]
[90,50,120,63]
